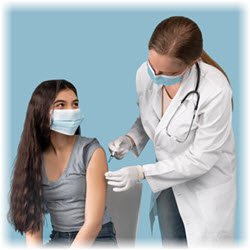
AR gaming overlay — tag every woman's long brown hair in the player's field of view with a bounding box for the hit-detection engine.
[8,79,80,234]
[148,16,233,108]
[148,16,229,80]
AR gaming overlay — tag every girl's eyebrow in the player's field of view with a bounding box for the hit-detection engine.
[53,100,66,104]
[53,99,79,104]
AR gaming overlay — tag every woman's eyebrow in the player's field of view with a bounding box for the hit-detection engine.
[148,60,177,75]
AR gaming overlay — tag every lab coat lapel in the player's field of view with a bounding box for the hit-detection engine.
[154,66,196,138]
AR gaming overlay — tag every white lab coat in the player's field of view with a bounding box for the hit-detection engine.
[126,61,236,247]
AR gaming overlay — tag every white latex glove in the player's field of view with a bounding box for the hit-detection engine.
[108,135,134,160]
[105,165,144,192]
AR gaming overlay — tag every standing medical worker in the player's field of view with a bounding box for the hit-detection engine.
[105,16,236,247]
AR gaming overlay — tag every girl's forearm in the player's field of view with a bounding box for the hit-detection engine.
[26,232,43,246]
[70,223,102,247]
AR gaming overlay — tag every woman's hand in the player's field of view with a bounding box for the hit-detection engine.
[105,165,144,192]
[108,135,135,160]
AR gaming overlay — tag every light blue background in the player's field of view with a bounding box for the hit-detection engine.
[6,7,243,246]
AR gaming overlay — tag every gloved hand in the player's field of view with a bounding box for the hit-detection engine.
[105,165,144,192]
[108,135,134,160]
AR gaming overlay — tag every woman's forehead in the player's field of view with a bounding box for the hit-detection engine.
[148,49,185,73]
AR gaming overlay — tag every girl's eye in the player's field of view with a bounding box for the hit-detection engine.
[56,103,64,108]
[74,102,79,107]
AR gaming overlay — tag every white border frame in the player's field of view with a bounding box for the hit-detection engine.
[1,0,248,249]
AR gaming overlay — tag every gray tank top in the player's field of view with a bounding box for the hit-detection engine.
[42,135,111,232]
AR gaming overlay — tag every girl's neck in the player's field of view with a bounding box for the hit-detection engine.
[49,132,77,154]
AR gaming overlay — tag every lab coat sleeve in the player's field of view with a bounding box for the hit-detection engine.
[126,64,150,157]
[127,117,149,157]
[143,86,233,193]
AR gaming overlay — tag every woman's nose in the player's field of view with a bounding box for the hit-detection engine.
[154,69,162,75]
[152,66,162,75]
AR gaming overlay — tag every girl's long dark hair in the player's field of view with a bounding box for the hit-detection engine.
[8,79,80,234]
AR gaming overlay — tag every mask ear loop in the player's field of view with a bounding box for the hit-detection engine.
[147,61,155,75]
[49,109,55,126]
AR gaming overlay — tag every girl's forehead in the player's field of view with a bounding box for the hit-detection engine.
[55,89,77,100]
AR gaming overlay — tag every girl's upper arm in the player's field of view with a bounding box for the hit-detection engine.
[84,147,108,228]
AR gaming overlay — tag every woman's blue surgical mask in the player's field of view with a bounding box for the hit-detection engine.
[50,109,84,136]
[147,61,184,86]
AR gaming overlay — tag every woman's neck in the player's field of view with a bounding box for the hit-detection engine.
[164,83,181,99]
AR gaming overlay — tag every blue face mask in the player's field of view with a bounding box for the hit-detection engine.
[50,109,84,136]
[147,61,184,86]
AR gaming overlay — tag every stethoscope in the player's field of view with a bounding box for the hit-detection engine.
[166,62,200,143]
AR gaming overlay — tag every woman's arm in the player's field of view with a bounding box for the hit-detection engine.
[25,224,43,246]
[126,117,149,157]
[71,147,108,247]
[126,65,150,157]
[143,86,233,193]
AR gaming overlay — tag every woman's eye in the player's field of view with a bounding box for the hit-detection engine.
[74,102,79,107]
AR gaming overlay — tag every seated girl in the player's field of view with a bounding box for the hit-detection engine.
[8,79,117,247]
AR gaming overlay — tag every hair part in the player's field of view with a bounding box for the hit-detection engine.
[148,16,229,80]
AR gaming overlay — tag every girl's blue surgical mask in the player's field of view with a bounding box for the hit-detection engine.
[147,61,184,86]
[50,109,84,136]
